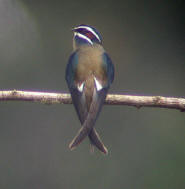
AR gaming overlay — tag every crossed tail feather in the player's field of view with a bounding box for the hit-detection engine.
[69,109,108,154]
[69,87,108,154]
[69,127,108,154]
[89,128,108,154]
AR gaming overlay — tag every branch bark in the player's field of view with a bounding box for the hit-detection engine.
[0,90,185,112]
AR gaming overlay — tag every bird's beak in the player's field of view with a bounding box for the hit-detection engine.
[71,27,77,32]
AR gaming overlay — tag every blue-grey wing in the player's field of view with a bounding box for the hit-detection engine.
[102,52,115,87]
[65,51,88,124]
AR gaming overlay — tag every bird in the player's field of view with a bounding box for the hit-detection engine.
[65,24,114,154]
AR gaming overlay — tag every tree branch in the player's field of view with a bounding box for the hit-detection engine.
[0,90,185,112]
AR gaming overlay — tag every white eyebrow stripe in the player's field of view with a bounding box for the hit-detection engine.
[74,32,93,45]
[77,82,85,92]
[75,26,101,42]
[94,77,103,91]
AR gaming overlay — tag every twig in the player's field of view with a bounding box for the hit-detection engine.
[0,90,185,112]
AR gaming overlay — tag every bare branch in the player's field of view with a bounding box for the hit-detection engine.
[0,90,185,112]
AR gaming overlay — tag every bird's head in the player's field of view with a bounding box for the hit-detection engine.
[72,24,102,49]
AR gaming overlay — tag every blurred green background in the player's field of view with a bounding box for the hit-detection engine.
[0,0,184,188]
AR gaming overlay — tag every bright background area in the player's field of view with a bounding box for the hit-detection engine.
[0,0,184,188]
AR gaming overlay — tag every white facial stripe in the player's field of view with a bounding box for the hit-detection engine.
[77,82,85,92]
[74,32,93,45]
[74,26,101,42]
[94,77,103,91]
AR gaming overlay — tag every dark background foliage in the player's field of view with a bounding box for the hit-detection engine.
[0,0,184,188]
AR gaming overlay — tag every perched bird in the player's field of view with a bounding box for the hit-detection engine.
[65,24,114,154]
